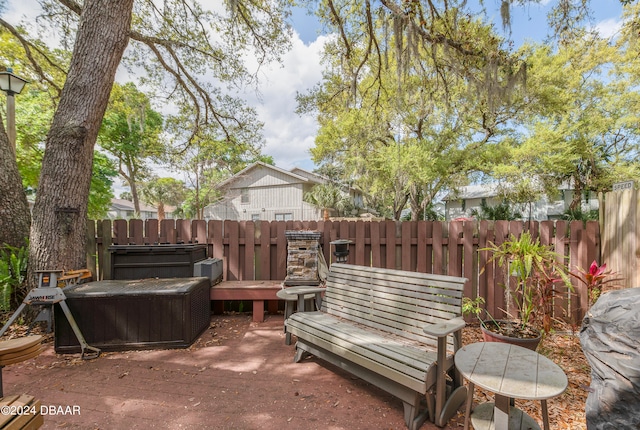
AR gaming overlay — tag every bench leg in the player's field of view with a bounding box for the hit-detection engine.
[252,300,264,322]
[403,394,428,430]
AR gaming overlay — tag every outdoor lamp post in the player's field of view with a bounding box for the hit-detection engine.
[330,239,353,264]
[0,67,28,154]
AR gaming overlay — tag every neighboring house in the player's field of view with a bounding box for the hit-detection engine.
[443,183,599,221]
[108,198,176,220]
[203,162,363,221]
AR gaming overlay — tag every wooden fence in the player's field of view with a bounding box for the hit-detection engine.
[601,188,640,290]
[88,218,600,324]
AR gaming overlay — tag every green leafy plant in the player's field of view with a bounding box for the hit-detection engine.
[462,296,500,328]
[570,260,623,307]
[0,245,28,312]
[482,232,571,335]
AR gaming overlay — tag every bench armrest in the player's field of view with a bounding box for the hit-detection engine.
[423,317,466,337]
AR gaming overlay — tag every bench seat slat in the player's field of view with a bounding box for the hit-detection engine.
[321,304,451,350]
[287,312,434,392]
[289,311,436,366]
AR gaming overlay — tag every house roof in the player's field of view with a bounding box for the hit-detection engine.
[216,161,323,188]
[110,198,175,214]
[443,184,500,201]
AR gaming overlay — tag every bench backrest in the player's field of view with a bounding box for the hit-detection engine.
[322,263,466,350]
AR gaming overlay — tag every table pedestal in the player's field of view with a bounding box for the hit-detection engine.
[470,402,540,430]
[276,287,321,345]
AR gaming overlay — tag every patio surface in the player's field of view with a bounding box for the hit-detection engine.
[2,314,463,429]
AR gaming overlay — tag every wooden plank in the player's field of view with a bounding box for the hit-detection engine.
[401,221,412,271]
[539,221,553,247]
[477,221,491,321]
[145,219,159,245]
[176,219,190,243]
[432,222,444,275]
[287,313,434,392]
[463,221,475,301]
[318,221,332,267]
[258,221,271,280]
[448,221,462,277]
[329,263,467,289]
[227,221,240,281]
[113,219,128,245]
[491,221,508,319]
[192,220,207,247]
[554,221,569,321]
[385,220,397,269]
[355,221,366,266]
[416,221,428,273]
[275,221,287,280]
[209,280,283,300]
[370,220,382,268]
[97,219,112,280]
[243,221,255,281]
[86,220,97,280]
[160,219,176,244]
[570,222,587,323]
[130,219,143,244]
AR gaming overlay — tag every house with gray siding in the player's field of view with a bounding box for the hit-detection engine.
[443,183,599,221]
[107,198,176,220]
[204,162,360,221]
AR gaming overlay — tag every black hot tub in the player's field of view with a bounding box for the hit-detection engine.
[54,277,210,353]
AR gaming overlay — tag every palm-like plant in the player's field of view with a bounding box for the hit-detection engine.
[304,183,348,221]
[570,261,623,307]
[483,232,571,335]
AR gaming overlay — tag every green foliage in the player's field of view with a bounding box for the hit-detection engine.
[0,245,28,312]
[562,208,599,222]
[302,2,528,220]
[139,177,186,219]
[304,183,351,219]
[483,232,571,334]
[471,200,522,221]
[462,296,486,320]
[88,153,117,219]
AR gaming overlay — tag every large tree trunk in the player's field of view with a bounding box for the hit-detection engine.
[29,0,134,280]
[0,115,31,250]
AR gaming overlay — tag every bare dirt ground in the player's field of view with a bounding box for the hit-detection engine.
[1,314,589,429]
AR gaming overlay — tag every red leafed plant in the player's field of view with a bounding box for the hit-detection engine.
[570,261,624,307]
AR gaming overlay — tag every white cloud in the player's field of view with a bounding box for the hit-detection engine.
[594,18,622,40]
[246,33,328,171]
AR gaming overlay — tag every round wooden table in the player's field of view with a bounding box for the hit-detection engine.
[276,286,324,345]
[454,342,567,430]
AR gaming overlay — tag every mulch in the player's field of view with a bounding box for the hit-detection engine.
[0,314,590,429]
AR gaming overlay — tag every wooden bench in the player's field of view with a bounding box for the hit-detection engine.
[0,394,43,429]
[210,280,283,322]
[285,263,468,430]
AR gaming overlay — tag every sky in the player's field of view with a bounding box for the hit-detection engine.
[1,1,626,182]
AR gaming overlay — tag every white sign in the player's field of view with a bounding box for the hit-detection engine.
[612,180,635,191]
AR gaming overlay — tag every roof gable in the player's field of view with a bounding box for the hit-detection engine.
[218,162,312,189]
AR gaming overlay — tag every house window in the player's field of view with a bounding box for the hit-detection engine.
[275,213,293,221]
[241,188,249,204]
[251,214,261,221]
